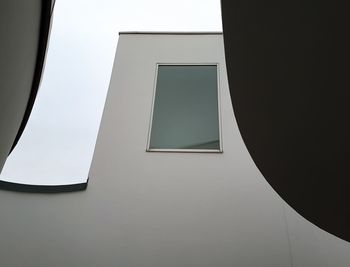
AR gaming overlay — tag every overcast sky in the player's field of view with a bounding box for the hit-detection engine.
[0,0,222,185]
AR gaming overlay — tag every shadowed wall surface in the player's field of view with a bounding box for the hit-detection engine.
[0,0,53,173]
[222,0,350,241]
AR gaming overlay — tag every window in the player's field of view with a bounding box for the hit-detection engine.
[147,64,222,152]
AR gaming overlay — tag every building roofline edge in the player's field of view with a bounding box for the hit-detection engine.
[119,31,223,35]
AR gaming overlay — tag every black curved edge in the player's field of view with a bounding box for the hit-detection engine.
[0,179,88,193]
[9,0,54,153]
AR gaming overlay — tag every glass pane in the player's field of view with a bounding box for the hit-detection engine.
[149,65,220,151]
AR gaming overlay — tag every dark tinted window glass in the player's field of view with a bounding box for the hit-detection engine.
[149,65,220,151]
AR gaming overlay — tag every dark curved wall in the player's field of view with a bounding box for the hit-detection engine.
[0,0,52,173]
[10,0,53,153]
[222,0,350,241]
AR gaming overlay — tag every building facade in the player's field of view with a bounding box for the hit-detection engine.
[0,32,349,267]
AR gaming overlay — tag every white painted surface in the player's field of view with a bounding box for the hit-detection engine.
[285,203,350,267]
[0,33,349,267]
[89,33,292,266]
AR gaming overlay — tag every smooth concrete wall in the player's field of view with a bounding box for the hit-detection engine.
[0,33,349,267]
[89,33,292,267]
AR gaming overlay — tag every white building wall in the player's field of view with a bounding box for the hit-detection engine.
[89,33,292,267]
[0,33,348,267]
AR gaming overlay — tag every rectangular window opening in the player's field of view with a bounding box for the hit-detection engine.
[147,64,222,153]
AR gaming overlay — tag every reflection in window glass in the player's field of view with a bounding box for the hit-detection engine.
[148,65,221,151]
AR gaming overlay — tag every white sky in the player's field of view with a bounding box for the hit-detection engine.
[0,0,222,185]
